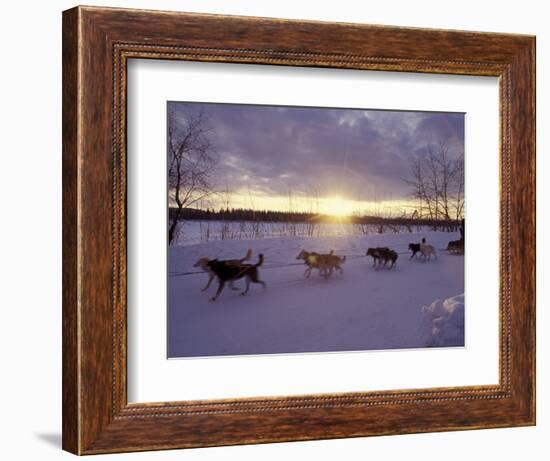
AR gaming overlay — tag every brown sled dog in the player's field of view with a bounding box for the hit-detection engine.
[366,247,398,269]
[193,248,252,292]
[206,254,266,301]
[296,249,346,280]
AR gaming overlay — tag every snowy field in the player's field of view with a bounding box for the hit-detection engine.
[168,226,464,358]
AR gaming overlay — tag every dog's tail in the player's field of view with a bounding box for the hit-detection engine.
[254,254,264,268]
[342,256,346,263]
[240,248,253,262]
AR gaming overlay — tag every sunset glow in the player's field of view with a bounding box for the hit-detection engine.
[319,196,357,217]
[188,191,416,218]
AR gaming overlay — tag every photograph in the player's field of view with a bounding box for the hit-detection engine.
[167,101,466,358]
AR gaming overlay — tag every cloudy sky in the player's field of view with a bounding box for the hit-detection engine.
[168,101,464,216]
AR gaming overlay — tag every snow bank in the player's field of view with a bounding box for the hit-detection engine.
[422,294,465,347]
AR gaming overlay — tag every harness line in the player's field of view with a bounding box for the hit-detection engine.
[169,248,453,278]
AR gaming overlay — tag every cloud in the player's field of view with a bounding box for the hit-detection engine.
[168,102,464,203]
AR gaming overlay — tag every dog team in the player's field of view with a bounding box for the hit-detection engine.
[193,236,461,301]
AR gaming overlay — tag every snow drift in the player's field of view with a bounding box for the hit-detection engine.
[422,294,465,347]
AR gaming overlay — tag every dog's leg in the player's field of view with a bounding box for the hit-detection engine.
[250,272,266,290]
[211,280,225,301]
[201,273,214,291]
[304,267,311,278]
[241,277,250,296]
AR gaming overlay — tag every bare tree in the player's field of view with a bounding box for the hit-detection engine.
[451,158,465,221]
[304,186,320,237]
[406,141,465,231]
[168,108,217,245]
[218,179,233,241]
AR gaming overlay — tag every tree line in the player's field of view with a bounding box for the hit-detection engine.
[170,206,462,229]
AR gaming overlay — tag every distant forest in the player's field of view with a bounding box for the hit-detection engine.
[170,207,463,230]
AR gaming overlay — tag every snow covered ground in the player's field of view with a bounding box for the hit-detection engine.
[168,229,464,358]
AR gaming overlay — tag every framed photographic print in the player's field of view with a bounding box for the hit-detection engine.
[62,6,535,455]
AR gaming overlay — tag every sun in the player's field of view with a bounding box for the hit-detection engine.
[321,196,356,217]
